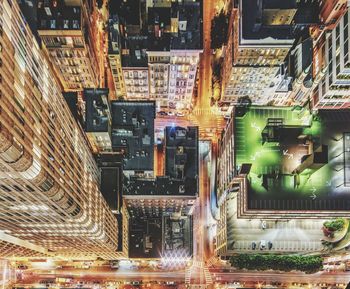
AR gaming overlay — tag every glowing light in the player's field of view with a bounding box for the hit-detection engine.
[161,249,191,270]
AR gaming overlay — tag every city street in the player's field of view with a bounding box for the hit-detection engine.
[15,266,350,288]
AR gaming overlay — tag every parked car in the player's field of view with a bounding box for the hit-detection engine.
[158,111,168,116]
[261,220,267,230]
[17,265,28,270]
[260,240,266,250]
[268,241,273,250]
[176,112,185,117]
[110,261,119,269]
[252,241,256,250]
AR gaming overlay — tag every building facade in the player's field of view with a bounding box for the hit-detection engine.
[108,0,202,111]
[312,8,350,109]
[37,0,102,91]
[0,0,124,259]
[220,0,295,107]
[215,107,350,256]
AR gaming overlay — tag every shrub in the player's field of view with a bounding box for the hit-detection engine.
[324,218,345,232]
[230,254,323,274]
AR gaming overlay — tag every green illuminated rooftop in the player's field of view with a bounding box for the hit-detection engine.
[234,106,350,211]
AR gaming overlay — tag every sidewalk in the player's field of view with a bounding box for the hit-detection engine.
[226,195,326,253]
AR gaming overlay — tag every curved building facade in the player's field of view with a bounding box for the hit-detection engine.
[0,0,122,259]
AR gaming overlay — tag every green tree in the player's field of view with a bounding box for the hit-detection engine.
[324,218,345,232]
[211,11,229,49]
[230,254,323,274]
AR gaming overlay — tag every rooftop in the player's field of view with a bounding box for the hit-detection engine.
[123,176,197,196]
[98,154,123,212]
[165,126,199,181]
[109,0,202,65]
[37,3,82,31]
[234,106,350,211]
[109,0,142,27]
[111,101,155,171]
[120,36,149,67]
[169,1,202,50]
[240,0,296,45]
[85,89,111,133]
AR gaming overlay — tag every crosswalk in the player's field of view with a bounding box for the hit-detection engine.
[203,266,212,284]
[185,267,192,284]
[206,256,218,267]
[192,260,204,268]
[186,260,213,286]
[192,108,221,116]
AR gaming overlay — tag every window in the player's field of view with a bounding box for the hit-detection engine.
[13,185,23,192]
[63,20,69,29]
[39,175,54,192]
[50,20,56,29]
[72,20,80,29]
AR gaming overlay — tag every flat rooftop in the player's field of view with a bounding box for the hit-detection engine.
[128,215,192,259]
[123,176,198,196]
[234,106,350,211]
[165,126,199,181]
[240,0,296,45]
[111,101,155,171]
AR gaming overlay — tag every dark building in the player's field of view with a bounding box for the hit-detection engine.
[98,154,123,213]
[165,126,199,190]
[111,101,155,174]
[17,0,40,42]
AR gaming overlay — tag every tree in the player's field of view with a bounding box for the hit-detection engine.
[324,218,345,232]
[230,254,323,274]
[211,11,229,49]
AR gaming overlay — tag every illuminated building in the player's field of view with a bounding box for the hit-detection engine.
[216,106,350,255]
[220,0,296,108]
[284,36,313,106]
[37,0,103,91]
[312,8,350,109]
[0,0,123,259]
[123,126,198,217]
[124,126,198,259]
[108,0,202,111]
[108,15,127,99]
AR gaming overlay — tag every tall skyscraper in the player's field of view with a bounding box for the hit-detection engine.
[0,0,123,259]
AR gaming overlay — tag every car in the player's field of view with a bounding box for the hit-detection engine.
[17,265,28,270]
[158,111,168,116]
[261,220,266,230]
[268,241,273,250]
[176,112,185,117]
[260,240,266,250]
[168,111,175,116]
[110,261,119,269]
[251,241,256,250]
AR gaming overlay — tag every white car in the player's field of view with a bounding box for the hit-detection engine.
[261,220,266,230]
[168,111,175,116]
[176,112,185,117]
[260,240,266,250]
